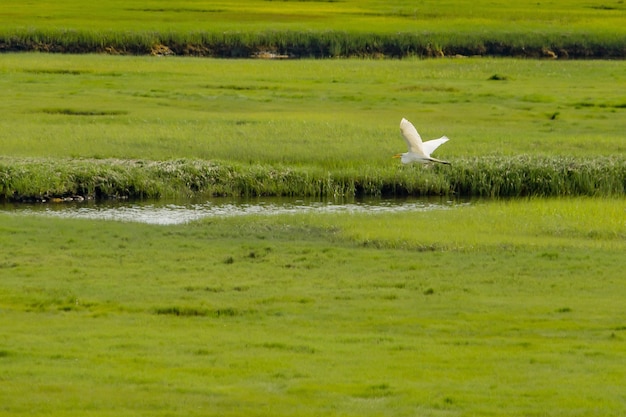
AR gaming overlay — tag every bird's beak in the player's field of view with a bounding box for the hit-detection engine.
[392,154,401,159]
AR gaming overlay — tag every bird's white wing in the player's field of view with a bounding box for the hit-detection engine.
[399,118,426,156]
[422,136,449,157]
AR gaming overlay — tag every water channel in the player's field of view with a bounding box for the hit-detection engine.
[1,197,468,225]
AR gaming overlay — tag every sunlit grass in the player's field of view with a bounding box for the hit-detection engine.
[1,197,625,416]
[1,54,624,165]
[3,0,625,34]
[1,2,624,414]
[317,197,626,251]
[1,54,624,199]
[1,0,624,57]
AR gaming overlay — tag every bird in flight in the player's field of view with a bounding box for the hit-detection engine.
[394,118,450,165]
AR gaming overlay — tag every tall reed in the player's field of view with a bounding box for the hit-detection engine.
[1,157,623,202]
[448,156,626,197]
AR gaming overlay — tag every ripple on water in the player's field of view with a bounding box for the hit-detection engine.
[2,197,467,225]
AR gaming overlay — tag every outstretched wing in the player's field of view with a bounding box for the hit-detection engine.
[423,136,449,157]
[399,118,426,157]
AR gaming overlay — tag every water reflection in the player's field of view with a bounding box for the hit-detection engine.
[2,197,466,225]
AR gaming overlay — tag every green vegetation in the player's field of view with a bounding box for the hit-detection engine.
[2,2,624,415]
[1,54,624,199]
[1,0,625,57]
[3,28,625,58]
[1,198,625,416]
[3,54,624,163]
[2,156,624,201]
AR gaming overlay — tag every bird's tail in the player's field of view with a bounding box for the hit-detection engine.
[428,157,451,165]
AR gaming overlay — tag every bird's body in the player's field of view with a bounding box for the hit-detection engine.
[394,118,450,165]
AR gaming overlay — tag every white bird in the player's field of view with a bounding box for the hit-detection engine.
[394,118,450,165]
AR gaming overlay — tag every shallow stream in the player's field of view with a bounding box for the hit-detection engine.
[1,197,467,225]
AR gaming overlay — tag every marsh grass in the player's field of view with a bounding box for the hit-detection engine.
[1,198,625,416]
[1,156,624,201]
[448,156,626,197]
[1,0,625,57]
[40,108,129,116]
[317,197,626,251]
[3,28,625,58]
[2,4,625,414]
[2,55,625,161]
[1,55,625,198]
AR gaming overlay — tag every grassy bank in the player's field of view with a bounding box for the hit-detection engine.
[1,198,625,416]
[3,28,625,58]
[1,0,625,58]
[1,156,624,201]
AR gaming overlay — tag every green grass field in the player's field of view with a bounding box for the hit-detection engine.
[1,54,624,199]
[1,0,625,57]
[2,54,624,164]
[1,198,625,416]
[3,0,624,33]
[1,2,625,414]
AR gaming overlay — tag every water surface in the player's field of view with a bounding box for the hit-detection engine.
[2,197,466,225]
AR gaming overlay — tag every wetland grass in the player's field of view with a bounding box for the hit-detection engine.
[1,54,624,200]
[1,198,625,416]
[2,3,625,414]
[1,156,624,201]
[320,197,626,251]
[2,55,624,164]
[3,28,625,58]
[1,0,625,58]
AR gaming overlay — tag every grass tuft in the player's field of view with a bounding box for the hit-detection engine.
[39,108,129,116]
[154,306,246,317]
